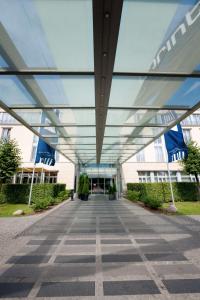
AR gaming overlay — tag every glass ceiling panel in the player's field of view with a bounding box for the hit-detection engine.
[106,109,187,126]
[110,77,200,109]
[13,109,95,126]
[33,126,96,137]
[114,0,200,73]
[0,76,95,107]
[35,76,95,107]
[104,126,163,137]
[0,0,93,70]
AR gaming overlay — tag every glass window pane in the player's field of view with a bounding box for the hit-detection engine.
[110,77,200,109]
[13,109,95,126]
[0,0,93,70]
[106,109,187,126]
[34,76,95,107]
[114,0,200,73]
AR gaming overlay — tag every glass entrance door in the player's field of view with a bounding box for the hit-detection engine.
[89,177,115,194]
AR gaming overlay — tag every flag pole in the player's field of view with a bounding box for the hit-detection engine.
[166,161,177,212]
[28,142,39,206]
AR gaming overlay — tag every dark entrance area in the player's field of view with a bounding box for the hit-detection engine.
[89,178,114,194]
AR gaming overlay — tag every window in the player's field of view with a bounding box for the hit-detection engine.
[154,137,164,162]
[30,135,38,162]
[0,112,18,124]
[138,171,151,182]
[1,127,11,139]
[136,150,145,162]
[183,129,191,143]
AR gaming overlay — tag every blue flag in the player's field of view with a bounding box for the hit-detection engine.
[35,138,55,166]
[164,124,188,163]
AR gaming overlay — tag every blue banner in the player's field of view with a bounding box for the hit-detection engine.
[164,124,188,162]
[35,138,55,166]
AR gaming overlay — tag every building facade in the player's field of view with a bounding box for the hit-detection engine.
[1,108,200,191]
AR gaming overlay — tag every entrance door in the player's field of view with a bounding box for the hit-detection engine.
[89,177,114,194]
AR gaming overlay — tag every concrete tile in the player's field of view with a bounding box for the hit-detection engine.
[27,239,61,245]
[154,264,200,276]
[43,266,96,280]
[37,281,95,297]
[102,254,142,263]
[7,255,51,264]
[103,280,160,295]
[102,264,150,279]
[145,253,187,262]
[0,282,34,298]
[54,255,96,263]
[64,239,96,245]
[101,239,132,244]
[163,278,200,294]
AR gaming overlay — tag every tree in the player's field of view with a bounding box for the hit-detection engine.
[180,141,200,196]
[0,138,21,183]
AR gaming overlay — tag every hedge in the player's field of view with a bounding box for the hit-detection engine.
[0,183,67,204]
[127,182,199,202]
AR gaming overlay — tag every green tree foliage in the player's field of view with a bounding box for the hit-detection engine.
[180,141,200,197]
[78,174,85,197]
[82,175,89,195]
[0,138,21,183]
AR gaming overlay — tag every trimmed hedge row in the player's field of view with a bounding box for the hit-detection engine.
[0,183,67,204]
[127,182,199,202]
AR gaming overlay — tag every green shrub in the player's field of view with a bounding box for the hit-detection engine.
[32,197,51,211]
[127,190,140,201]
[1,184,30,203]
[55,190,70,203]
[0,192,6,204]
[0,183,66,204]
[127,182,198,202]
[143,196,163,209]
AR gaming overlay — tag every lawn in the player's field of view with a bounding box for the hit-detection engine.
[162,201,200,215]
[0,204,34,217]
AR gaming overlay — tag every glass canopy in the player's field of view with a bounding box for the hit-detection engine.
[0,0,200,164]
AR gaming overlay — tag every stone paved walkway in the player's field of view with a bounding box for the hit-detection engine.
[1,195,200,299]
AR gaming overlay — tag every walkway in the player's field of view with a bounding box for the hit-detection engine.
[1,195,200,299]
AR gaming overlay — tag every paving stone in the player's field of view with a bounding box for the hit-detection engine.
[0,266,43,280]
[58,245,96,254]
[18,245,57,254]
[7,255,51,264]
[43,266,96,280]
[27,239,61,245]
[135,238,167,244]
[0,282,34,298]
[100,228,126,233]
[163,278,200,294]
[103,280,160,295]
[145,253,187,262]
[154,264,200,276]
[102,254,142,263]
[102,264,150,278]
[101,239,132,244]
[64,239,96,245]
[54,255,96,263]
[37,281,95,297]
[69,228,96,233]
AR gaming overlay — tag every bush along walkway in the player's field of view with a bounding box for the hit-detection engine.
[1,195,200,298]
[0,184,70,215]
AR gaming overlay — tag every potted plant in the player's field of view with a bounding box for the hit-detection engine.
[78,174,84,200]
[82,175,89,201]
[109,183,117,200]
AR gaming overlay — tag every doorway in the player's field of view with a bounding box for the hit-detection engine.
[89,177,115,194]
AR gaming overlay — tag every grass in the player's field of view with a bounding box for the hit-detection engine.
[0,203,34,217]
[162,201,200,215]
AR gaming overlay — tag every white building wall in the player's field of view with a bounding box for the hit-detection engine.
[0,109,75,189]
[1,109,200,190]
